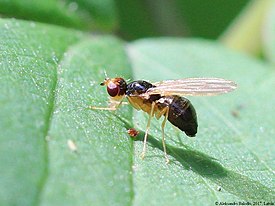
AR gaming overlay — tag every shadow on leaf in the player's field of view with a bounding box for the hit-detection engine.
[114,114,274,201]
[135,131,274,202]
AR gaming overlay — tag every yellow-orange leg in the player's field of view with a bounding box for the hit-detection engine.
[161,107,169,164]
[141,101,156,160]
[89,101,127,111]
[89,106,117,111]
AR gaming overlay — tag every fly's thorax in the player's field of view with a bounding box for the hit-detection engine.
[126,80,154,96]
[127,96,153,114]
[126,80,161,102]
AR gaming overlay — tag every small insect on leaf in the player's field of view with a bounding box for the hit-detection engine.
[91,76,237,163]
[127,128,139,138]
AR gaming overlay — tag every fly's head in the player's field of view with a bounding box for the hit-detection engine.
[100,77,127,101]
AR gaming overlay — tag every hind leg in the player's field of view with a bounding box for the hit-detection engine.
[161,107,170,164]
[141,101,155,160]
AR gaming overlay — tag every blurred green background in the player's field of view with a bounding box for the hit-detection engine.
[115,0,249,40]
[0,0,249,40]
[2,0,273,58]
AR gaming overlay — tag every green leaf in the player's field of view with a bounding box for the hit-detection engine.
[0,18,133,206]
[0,18,274,206]
[40,38,134,206]
[0,0,117,31]
[0,18,83,205]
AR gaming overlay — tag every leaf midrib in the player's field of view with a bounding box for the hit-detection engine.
[33,40,79,206]
[34,38,137,206]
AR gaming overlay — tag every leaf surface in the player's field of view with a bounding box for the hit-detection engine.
[0,18,83,205]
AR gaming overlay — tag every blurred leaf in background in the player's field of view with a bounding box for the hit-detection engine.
[0,0,118,31]
[1,0,272,50]
[115,0,249,40]
[176,0,249,38]
[262,1,275,64]
[220,0,275,56]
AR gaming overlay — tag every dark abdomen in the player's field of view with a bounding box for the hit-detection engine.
[168,96,198,137]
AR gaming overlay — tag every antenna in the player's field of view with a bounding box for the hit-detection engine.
[103,70,108,78]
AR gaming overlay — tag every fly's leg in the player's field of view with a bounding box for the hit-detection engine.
[89,100,125,111]
[161,107,169,164]
[89,106,117,111]
[141,101,155,160]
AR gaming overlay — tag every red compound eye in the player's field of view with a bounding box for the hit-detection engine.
[107,82,120,97]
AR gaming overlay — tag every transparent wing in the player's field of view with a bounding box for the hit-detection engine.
[145,78,237,96]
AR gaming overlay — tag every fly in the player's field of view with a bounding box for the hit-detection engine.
[91,77,237,163]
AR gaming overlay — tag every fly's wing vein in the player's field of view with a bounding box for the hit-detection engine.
[146,78,237,96]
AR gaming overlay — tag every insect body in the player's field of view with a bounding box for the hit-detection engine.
[92,77,237,163]
[126,80,197,137]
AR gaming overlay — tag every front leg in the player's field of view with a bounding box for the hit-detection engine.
[90,99,126,111]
